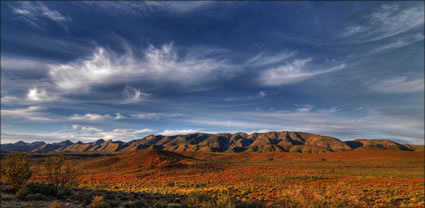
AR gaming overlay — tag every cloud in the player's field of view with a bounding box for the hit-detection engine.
[43,125,154,141]
[121,85,149,104]
[1,56,51,71]
[1,106,51,121]
[258,58,346,86]
[368,76,424,94]
[84,1,212,15]
[10,2,70,27]
[69,113,113,121]
[374,33,424,52]
[158,129,199,136]
[257,91,266,98]
[246,51,295,66]
[48,43,233,92]
[131,113,183,120]
[26,87,57,102]
[296,104,314,112]
[340,4,424,42]
[1,96,19,104]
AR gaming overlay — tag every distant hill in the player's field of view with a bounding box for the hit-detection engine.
[1,131,422,153]
[1,141,46,152]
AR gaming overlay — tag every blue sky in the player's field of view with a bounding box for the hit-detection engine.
[1,1,424,144]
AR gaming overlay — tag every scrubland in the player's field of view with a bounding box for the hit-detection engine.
[1,150,424,208]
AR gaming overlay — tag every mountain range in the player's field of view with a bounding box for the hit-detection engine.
[1,131,423,153]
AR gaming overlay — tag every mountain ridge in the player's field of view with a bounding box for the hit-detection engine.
[1,131,422,153]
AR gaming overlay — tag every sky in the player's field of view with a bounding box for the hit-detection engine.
[1,1,424,144]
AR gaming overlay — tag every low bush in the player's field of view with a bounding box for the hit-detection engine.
[0,194,14,201]
[48,201,62,208]
[90,195,108,208]
[57,187,74,200]
[25,182,55,197]
[25,193,49,201]
[124,200,146,208]
[16,185,30,200]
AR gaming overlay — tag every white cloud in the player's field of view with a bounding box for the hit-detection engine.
[60,125,154,141]
[121,85,149,104]
[296,104,314,112]
[26,87,57,102]
[131,112,182,120]
[114,113,126,120]
[247,51,295,66]
[258,58,345,86]
[1,106,51,121]
[1,56,50,71]
[69,113,113,121]
[340,25,368,38]
[11,2,70,26]
[374,33,424,52]
[159,129,199,136]
[341,4,424,42]
[1,96,19,104]
[48,43,233,92]
[369,76,424,94]
[85,1,212,15]
[257,91,266,98]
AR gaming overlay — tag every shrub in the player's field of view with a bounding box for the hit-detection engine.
[48,201,62,208]
[25,182,55,197]
[166,181,175,187]
[213,191,236,208]
[187,192,211,205]
[90,195,107,208]
[0,194,14,201]
[57,187,74,200]
[124,200,146,208]
[44,156,78,192]
[25,193,49,201]
[167,203,183,208]
[2,153,32,191]
[16,185,30,200]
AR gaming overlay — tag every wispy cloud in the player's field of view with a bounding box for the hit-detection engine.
[1,106,51,121]
[368,76,424,94]
[247,51,295,66]
[374,33,424,52]
[48,43,233,92]
[84,1,213,15]
[159,129,199,136]
[26,87,57,102]
[120,85,149,104]
[1,125,154,143]
[258,58,346,86]
[69,113,124,121]
[10,2,70,27]
[131,113,183,120]
[340,4,424,42]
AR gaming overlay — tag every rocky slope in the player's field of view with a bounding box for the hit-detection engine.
[1,131,421,153]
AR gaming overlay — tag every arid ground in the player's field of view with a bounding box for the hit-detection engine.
[1,149,424,208]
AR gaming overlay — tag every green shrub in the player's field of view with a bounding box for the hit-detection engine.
[187,192,210,205]
[0,194,14,201]
[57,187,74,199]
[16,185,30,200]
[166,181,175,187]
[2,153,32,191]
[167,203,183,208]
[25,193,49,201]
[124,200,146,208]
[25,182,55,196]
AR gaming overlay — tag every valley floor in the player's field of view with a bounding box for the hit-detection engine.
[1,150,424,208]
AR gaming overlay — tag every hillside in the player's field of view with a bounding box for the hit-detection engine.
[1,131,422,153]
